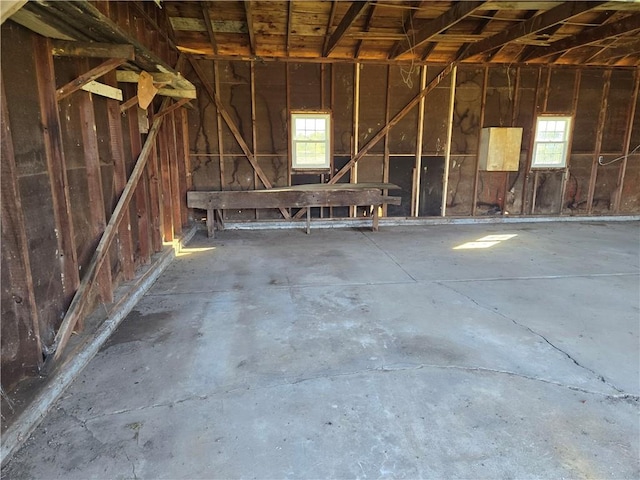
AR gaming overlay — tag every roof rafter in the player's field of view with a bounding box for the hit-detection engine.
[355,3,376,58]
[391,1,485,59]
[200,2,218,55]
[522,13,640,62]
[324,1,370,57]
[244,0,256,55]
[387,0,424,59]
[457,1,606,62]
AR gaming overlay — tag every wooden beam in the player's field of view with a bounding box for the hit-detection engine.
[115,70,196,96]
[33,36,80,304]
[459,1,606,61]
[177,108,192,225]
[323,1,338,56]
[214,61,226,197]
[166,112,183,237]
[105,72,136,278]
[392,1,485,59]
[56,57,127,101]
[80,81,123,101]
[200,2,218,55]
[286,0,293,56]
[471,67,489,216]
[587,70,611,214]
[355,3,376,58]
[188,56,291,219]
[324,1,370,57]
[387,1,424,59]
[153,98,191,121]
[0,0,26,24]
[413,65,427,217]
[120,95,139,113]
[453,10,496,59]
[158,116,175,242]
[51,41,135,60]
[244,0,256,55]
[49,100,169,364]
[329,63,455,185]
[522,13,640,61]
[441,65,457,217]
[1,76,43,366]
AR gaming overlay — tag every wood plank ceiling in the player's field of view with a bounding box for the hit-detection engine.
[166,0,640,66]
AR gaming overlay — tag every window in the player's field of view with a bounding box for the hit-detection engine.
[291,113,330,170]
[531,116,572,168]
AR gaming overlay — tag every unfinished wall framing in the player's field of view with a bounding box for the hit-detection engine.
[1,14,193,391]
[187,59,640,221]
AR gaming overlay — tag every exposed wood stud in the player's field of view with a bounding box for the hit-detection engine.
[200,2,218,55]
[56,57,127,102]
[153,98,191,120]
[523,13,640,61]
[0,77,43,366]
[392,1,485,59]
[124,85,151,265]
[166,111,183,236]
[250,61,259,218]
[350,63,361,217]
[521,67,543,214]
[244,0,256,55]
[330,63,456,185]
[559,69,582,214]
[458,1,606,62]
[383,64,391,217]
[613,69,639,213]
[324,1,370,57]
[543,65,552,112]
[179,108,193,222]
[214,61,225,198]
[587,69,611,214]
[189,56,291,219]
[50,41,135,60]
[413,65,427,217]
[33,36,80,304]
[441,65,457,217]
[49,99,170,364]
[77,83,113,308]
[158,115,175,242]
[147,140,163,253]
[471,67,489,216]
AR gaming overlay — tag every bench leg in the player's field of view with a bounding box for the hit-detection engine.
[306,206,311,235]
[372,205,379,232]
[206,209,216,238]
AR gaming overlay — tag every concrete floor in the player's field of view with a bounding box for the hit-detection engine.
[3,221,639,479]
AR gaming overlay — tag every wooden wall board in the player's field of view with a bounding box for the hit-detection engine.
[387,65,420,155]
[445,155,475,216]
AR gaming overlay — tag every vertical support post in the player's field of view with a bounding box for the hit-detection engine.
[413,65,427,217]
[147,141,163,252]
[166,110,183,237]
[106,74,138,276]
[180,108,193,222]
[306,206,311,235]
[77,78,113,307]
[372,204,380,231]
[206,208,215,238]
[1,78,43,366]
[613,69,639,213]
[504,66,521,214]
[559,69,582,214]
[587,69,611,214]
[441,65,457,217]
[158,120,174,242]
[522,67,543,214]
[250,61,259,219]
[471,67,489,216]
[173,108,189,228]
[383,65,391,217]
[33,35,80,305]
[352,62,361,219]
[286,63,292,188]
[213,61,226,227]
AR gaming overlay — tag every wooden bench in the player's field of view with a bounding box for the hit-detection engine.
[187,183,401,237]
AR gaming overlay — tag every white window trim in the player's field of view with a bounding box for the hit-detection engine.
[291,112,331,170]
[531,115,572,169]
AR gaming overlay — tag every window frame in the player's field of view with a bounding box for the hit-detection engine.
[531,115,573,169]
[290,112,332,171]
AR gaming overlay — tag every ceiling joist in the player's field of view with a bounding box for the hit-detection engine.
[324,1,371,57]
[523,13,640,61]
[391,1,485,59]
[200,2,218,55]
[457,1,606,61]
